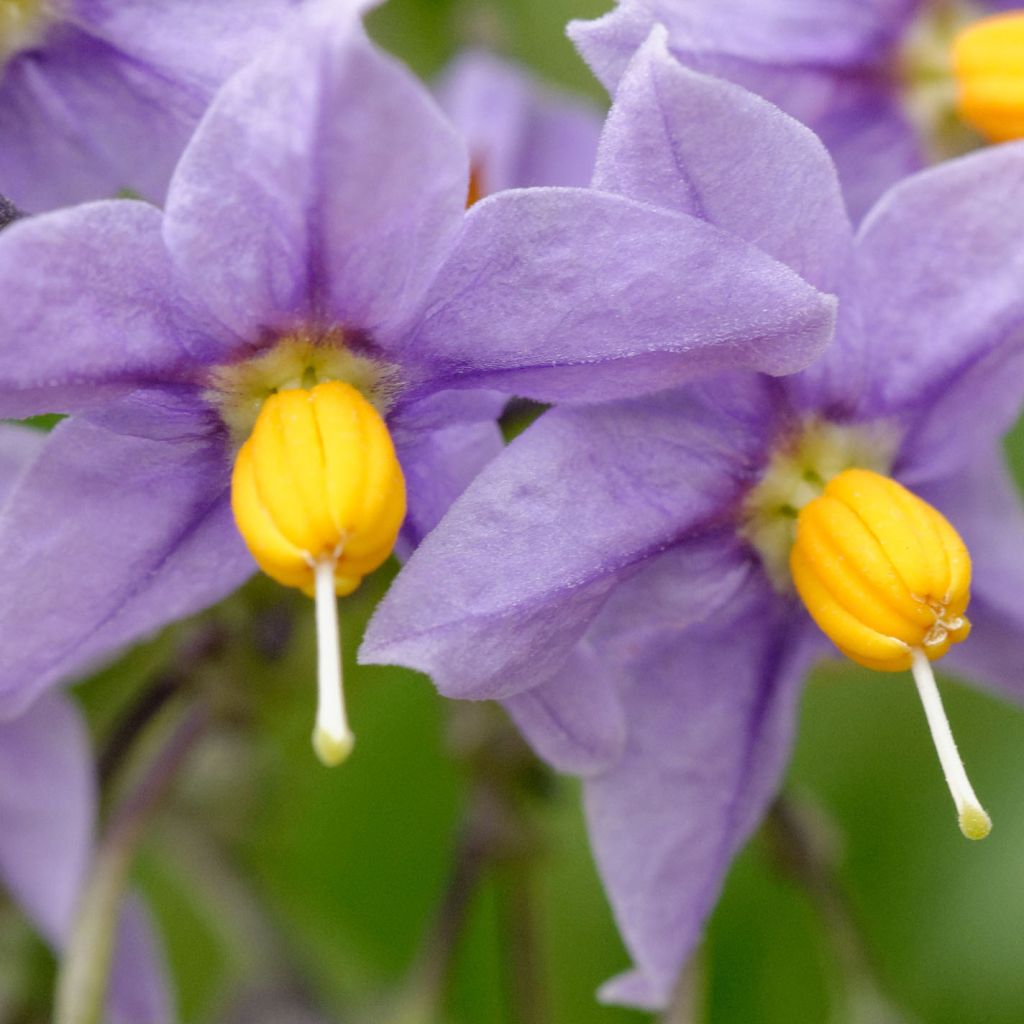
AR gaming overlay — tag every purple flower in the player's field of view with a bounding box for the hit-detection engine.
[0,430,170,1020]
[0,0,303,212]
[363,34,1024,1009]
[0,4,834,760]
[570,0,1018,221]
[436,48,603,197]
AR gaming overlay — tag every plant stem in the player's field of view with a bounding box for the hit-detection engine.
[53,702,208,1024]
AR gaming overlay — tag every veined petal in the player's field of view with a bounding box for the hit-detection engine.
[503,645,627,777]
[594,28,852,293]
[163,0,467,345]
[569,0,915,95]
[0,202,226,417]
[816,143,1024,419]
[0,390,254,715]
[361,378,782,699]
[0,694,94,946]
[585,582,819,1010]
[0,426,45,504]
[917,453,1024,704]
[401,189,836,403]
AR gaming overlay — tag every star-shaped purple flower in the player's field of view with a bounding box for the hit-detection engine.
[0,0,303,211]
[363,32,1024,1009]
[0,2,834,743]
[570,0,1017,221]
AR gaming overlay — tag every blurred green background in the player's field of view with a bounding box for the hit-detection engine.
[7,2,1024,1023]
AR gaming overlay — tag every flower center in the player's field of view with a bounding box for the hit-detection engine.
[205,331,403,448]
[0,0,49,66]
[217,334,407,767]
[901,2,1024,155]
[743,422,989,840]
[741,418,899,591]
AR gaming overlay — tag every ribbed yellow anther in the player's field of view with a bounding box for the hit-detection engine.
[230,380,406,766]
[952,12,1024,142]
[231,380,406,597]
[792,468,989,840]
[791,468,971,672]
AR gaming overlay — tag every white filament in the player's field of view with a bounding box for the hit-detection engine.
[312,558,354,766]
[910,648,990,840]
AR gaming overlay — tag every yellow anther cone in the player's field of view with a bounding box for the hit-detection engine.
[791,468,970,672]
[953,13,1024,142]
[230,380,407,767]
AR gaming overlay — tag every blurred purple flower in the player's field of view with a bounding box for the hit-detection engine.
[0,0,303,212]
[0,436,171,1021]
[363,35,1024,1009]
[570,0,1014,221]
[436,49,603,197]
[0,3,834,717]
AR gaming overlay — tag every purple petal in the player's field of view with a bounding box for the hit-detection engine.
[824,143,1024,420]
[594,28,851,293]
[0,426,45,503]
[0,694,94,946]
[814,79,923,224]
[394,418,505,557]
[585,582,818,1009]
[916,453,1024,704]
[0,202,226,418]
[361,378,782,700]
[0,389,254,716]
[502,644,627,777]
[401,188,836,403]
[163,1,467,346]
[436,49,603,193]
[570,0,915,95]
[107,895,175,1024]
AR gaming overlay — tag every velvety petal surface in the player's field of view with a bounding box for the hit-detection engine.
[0,425,45,501]
[401,189,836,403]
[163,0,467,346]
[0,202,226,418]
[594,29,851,293]
[585,583,819,1010]
[916,453,1024,704]
[108,895,175,1024]
[797,143,1024,419]
[570,0,915,95]
[0,694,93,946]
[0,389,254,716]
[362,377,784,699]
[502,644,627,777]
[436,49,603,193]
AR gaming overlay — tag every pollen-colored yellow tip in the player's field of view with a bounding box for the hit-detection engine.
[958,805,992,841]
[313,726,355,768]
[953,13,1024,142]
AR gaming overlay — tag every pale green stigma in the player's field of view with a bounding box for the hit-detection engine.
[205,330,404,447]
[741,418,900,590]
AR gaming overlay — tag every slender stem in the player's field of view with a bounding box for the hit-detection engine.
[312,558,354,766]
[497,854,546,1024]
[765,795,914,1024]
[53,703,208,1024]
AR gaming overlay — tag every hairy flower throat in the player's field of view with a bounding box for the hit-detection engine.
[791,468,989,840]
[231,380,406,765]
[0,0,48,64]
